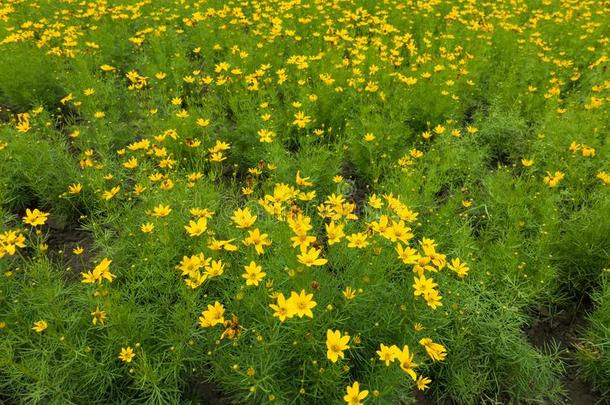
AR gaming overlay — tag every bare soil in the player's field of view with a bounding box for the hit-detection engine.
[525,299,604,405]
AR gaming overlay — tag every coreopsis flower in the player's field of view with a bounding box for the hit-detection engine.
[325,221,345,245]
[242,228,272,255]
[376,344,399,366]
[269,293,290,322]
[204,260,225,278]
[91,307,107,325]
[292,111,311,128]
[123,157,138,169]
[81,258,115,284]
[242,261,266,286]
[297,246,328,267]
[368,194,383,209]
[424,288,443,309]
[326,329,350,362]
[68,183,82,194]
[0,230,26,257]
[208,238,238,252]
[152,204,172,217]
[23,208,49,227]
[521,159,534,167]
[416,376,432,391]
[141,223,154,233]
[447,258,469,278]
[196,118,210,127]
[596,171,610,185]
[346,232,369,248]
[397,345,418,380]
[32,320,48,333]
[342,287,356,300]
[73,246,84,255]
[419,338,447,362]
[543,171,565,187]
[295,171,313,187]
[118,347,135,363]
[413,274,438,297]
[344,381,368,405]
[220,314,241,340]
[578,145,594,157]
[231,207,257,228]
[290,232,316,250]
[286,290,316,318]
[102,186,120,200]
[185,217,208,237]
[198,302,225,328]
[16,113,30,133]
[396,244,420,265]
[258,128,275,143]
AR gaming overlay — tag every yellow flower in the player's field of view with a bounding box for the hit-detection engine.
[242,261,266,286]
[419,338,447,362]
[198,301,225,328]
[269,293,290,322]
[141,222,155,233]
[296,170,313,187]
[286,290,316,318]
[23,208,49,227]
[32,320,48,333]
[231,207,257,228]
[242,228,272,255]
[292,111,311,128]
[152,204,172,217]
[0,230,26,256]
[521,159,534,167]
[16,113,30,133]
[368,194,383,209]
[376,343,399,366]
[118,347,135,363]
[397,345,418,381]
[102,186,120,200]
[91,307,107,325]
[196,118,210,127]
[416,375,432,391]
[342,287,356,300]
[297,246,328,267]
[326,329,350,363]
[81,258,115,284]
[596,171,610,185]
[258,128,276,143]
[325,221,345,245]
[185,217,208,237]
[68,183,82,194]
[543,171,565,188]
[123,157,138,169]
[72,246,85,255]
[346,232,369,249]
[447,258,469,278]
[344,381,368,405]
